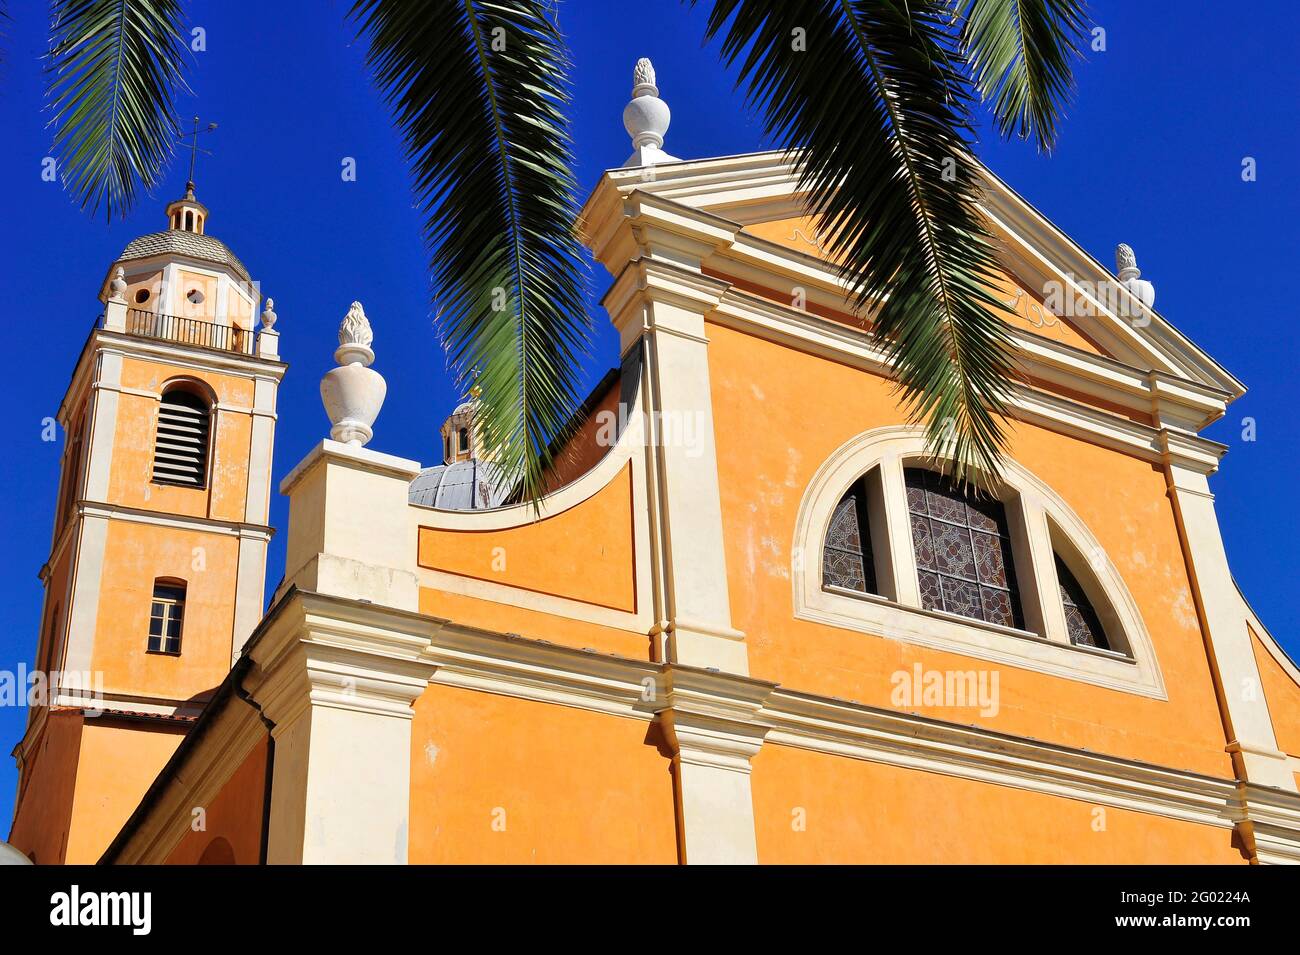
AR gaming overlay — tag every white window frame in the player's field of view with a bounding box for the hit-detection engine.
[793,426,1166,698]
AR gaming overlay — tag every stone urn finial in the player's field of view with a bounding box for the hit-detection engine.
[109,266,127,301]
[1115,242,1155,311]
[320,300,387,447]
[261,296,277,331]
[622,57,677,167]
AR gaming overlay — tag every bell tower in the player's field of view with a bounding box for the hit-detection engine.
[7,188,285,864]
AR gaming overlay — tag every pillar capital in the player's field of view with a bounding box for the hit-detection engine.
[657,665,776,864]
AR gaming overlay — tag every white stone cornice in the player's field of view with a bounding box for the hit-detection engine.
[591,185,1238,463]
[657,666,777,771]
[427,623,663,719]
[248,590,441,729]
[601,255,731,330]
[95,329,287,379]
[580,148,1243,399]
[76,501,274,540]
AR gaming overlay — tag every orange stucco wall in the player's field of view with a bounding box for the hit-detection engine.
[752,743,1247,863]
[7,710,84,864]
[707,319,1234,779]
[90,520,239,701]
[165,735,268,865]
[65,719,187,864]
[418,464,637,614]
[419,587,649,659]
[1252,629,1300,757]
[409,685,678,863]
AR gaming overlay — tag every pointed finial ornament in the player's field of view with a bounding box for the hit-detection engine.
[622,57,677,168]
[320,301,387,447]
[261,297,277,330]
[109,266,127,301]
[1115,243,1155,311]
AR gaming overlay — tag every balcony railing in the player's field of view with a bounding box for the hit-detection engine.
[103,308,257,356]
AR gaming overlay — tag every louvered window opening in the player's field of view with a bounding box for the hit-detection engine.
[153,392,210,487]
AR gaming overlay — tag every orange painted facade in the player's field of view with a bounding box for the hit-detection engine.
[408,686,678,864]
[20,154,1300,867]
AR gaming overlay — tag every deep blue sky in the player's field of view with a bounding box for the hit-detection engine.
[1,1,1296,832]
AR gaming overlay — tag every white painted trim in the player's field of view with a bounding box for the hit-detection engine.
[792,426,1167,698]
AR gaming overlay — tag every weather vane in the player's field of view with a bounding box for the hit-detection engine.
[178,116,218,192]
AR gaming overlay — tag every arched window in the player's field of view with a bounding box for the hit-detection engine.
[148,580,186,654]
[795,427,1164,697]
[153,388,211,488]
[823,481,877,595]
[904,468,1023,630]
[1055,555,1110,650]
[457,428,470,453]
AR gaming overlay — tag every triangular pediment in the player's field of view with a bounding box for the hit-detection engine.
[581,150,1242,401]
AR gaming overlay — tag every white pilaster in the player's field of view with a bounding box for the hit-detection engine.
[249,590,439,864]
[658,666,775,864]
[1161,443,1296,792]
[605,257,747,673]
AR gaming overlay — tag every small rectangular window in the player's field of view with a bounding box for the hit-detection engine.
[148,583,186,654]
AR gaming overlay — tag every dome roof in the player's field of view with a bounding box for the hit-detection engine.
[409,459,511,510]
[116,229,251,285]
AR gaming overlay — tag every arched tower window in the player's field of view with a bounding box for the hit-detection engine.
[153,388,212,488]
[458,428,470,454]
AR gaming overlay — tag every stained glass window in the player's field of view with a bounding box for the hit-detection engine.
[1056,557,1110,650]
[905,468,1024,629]
[148,582,186,654]
[822,481,877,595]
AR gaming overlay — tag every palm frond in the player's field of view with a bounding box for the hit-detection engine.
[45,0,189,220]
[700,0,1020,485]
[351,0,590,504]
[959,0,1088,148]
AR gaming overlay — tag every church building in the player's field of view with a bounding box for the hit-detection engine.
[9,61,1300,865]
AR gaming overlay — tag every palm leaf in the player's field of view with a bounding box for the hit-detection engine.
[45,0,189,220]
[959,0,1088,148]
[351,0,590,504]
[699,0,1020,484]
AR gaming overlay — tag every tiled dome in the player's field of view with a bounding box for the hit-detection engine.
[116,229,251,285]
[408,458,511,510]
